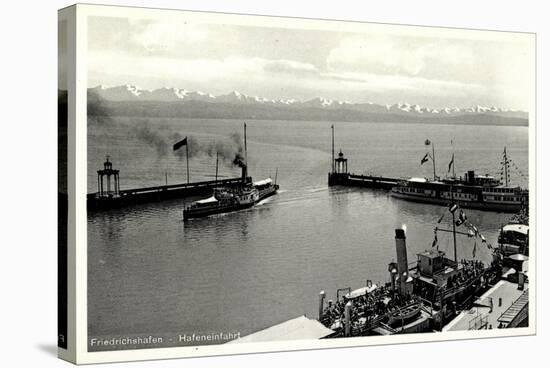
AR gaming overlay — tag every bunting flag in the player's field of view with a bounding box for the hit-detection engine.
[173,137,188,151]
[449,203,459,213]
[421,153,429,165]
[455,210,467,226]
[472,225,478,237]
[437,212,446,224]
[448,153,454,173]
[432,228,438,247]
[425,139,431,146]
[480,234,486,243]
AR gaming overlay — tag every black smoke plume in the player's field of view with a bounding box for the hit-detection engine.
[133,121,244,167]
[134,124,168,156]
[232,153,246,168]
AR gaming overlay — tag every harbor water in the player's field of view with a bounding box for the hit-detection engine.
[87,117,528,350]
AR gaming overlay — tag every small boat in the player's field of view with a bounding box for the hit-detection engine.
[387,302,422,326]
[344,284,378,300]
[498,223,529,256]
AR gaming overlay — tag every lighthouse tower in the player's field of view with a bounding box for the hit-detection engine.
[328,150,349,186]
[334,150,348,174]
[97,156,120,198]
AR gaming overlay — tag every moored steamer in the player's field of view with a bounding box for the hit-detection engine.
[391,147,528,213]
[317,202,504,336]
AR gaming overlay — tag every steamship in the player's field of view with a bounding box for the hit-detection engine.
[318,205,502,336]
[183,169,279,221]
[183,180,259,221]
[391,148,528,213]
[183,123,279,221]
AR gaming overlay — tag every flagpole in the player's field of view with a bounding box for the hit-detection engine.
[331,124,335,173]
[215,151,219,184]
[186,139,189,184]
[453,153,456,178]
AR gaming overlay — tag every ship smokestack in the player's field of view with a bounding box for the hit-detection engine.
[395,229,409,297]
[232,153,248,183]
[241,164,247,182]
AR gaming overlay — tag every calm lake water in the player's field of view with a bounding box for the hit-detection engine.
[87,117,528,351]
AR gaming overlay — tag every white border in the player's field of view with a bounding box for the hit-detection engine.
[58,5,77,364]
[70,4,536,364]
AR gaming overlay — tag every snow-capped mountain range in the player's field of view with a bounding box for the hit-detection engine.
[88,85,524,116]
[85,85,527,126]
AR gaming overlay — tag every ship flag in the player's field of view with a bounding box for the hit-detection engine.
[173,137,188,151]
[172,136,190,184]
[420,153,429,165]
[448,153,454,173]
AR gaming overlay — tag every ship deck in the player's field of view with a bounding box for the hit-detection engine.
[443,279,528,331]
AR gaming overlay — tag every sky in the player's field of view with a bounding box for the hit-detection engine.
[87,16,532,110]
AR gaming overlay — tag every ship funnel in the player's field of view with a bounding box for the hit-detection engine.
[232,153,248,183]
[241,164,248,182]
[395,229,409,297]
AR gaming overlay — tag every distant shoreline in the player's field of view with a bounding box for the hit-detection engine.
[87,111,529,128]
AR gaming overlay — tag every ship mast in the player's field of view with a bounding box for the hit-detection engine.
[449,191,458,264]
[452,207,458,265]
[244,122,248,166]
[503,147,509,186]
[451,139,456,178]
[432,142,437,181]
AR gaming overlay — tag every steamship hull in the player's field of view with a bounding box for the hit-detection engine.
[390,190,523,213]
[183,202,257,221]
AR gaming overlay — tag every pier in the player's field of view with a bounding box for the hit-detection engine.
[327,151,399,189]
[87,157,245,211]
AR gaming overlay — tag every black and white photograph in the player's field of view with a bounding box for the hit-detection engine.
[57,3,536,364]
